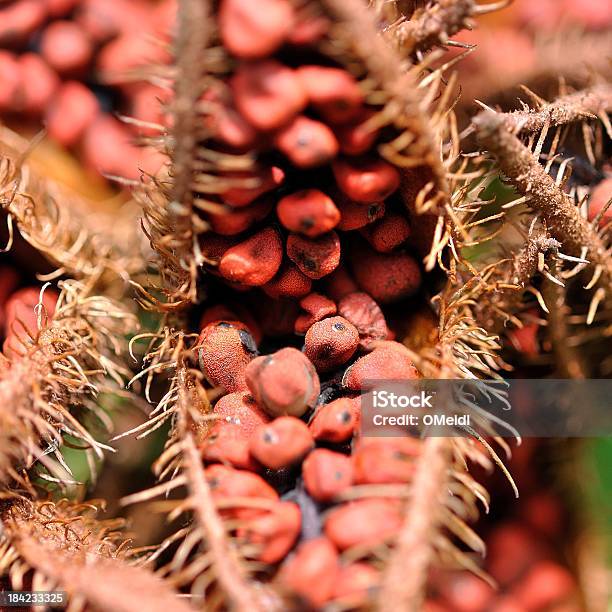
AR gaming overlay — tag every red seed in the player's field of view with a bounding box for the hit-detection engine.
[45,81,100,147]
[304,316,359,372]
[279,538,340,608]
[220,166,285,207]
[98,32,170,84]
[309,397,359,443]
[206,464,278,519]
[588,177,612,223]
[219,227,283,286]
[288,9,329,45]
[213,102,258,150]
[297,66,363,124]
[4,287,58,341]
[232,60,307,131]
[507,321,540,356]
[245,347,320,417]
[239,501,301,563]
[335,109,380,155]
[351,245,421,303]
[76,0,150,42]
[487,523,548,586]
[199,304,261,344]
[208,197,273,236]
[325,499,402,550]
[286,231,341,279]
[262,261,312,300]
[294,292,337,335]
[302,448,353,502]
[0,51,20,111]
[342,344,419,391]
[338,291,389,349]
[361,213,411,253]
[17,54,60,115]
[199,234,238,266]
[332,563,380,607]
[352,438,421,484]
[249,416,314,469]
[197,321,257,391]
[128,84,172,136]
[336,196,385,231]
[325,265,360,302]
[333,157,401,203]
[0,0,47,46]
[277,189,340,238]
[437,572,495,612]
[214,391,269,436]
[40,20,93,75]
[513,562,576,611]
[275,115,339,168]
[44,0,80,18]
[219,0,294,59]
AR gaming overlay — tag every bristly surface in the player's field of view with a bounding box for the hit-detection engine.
[0,280,137,487]
[0,496,192,612]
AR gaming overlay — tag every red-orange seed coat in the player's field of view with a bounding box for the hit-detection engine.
[352,437,421,484]
[245,347,320,417]
[338,291,389,349]
[309,397,359,443]
[361,212,412,253]
[336,197,385,231]
[220,166,285,207]
[302,448,353,502]
[335,109,380,155]
[286,231,341,280]
[304,316,359,372]
[208,197,273,236]
[249,416,314,469]
[275,115,339,168]
[294,292,337,334]
[219,227,283,286]
[219,0,294,59]
[262,260,312,300]
[277,190,340,238]
[333,157,401,203]
[232,60,307,131]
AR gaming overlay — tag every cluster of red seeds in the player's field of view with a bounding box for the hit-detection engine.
[192,0,429,605]
[0,0,175,179]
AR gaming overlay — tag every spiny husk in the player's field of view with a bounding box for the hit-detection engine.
[0,127,148,291]
[0,496,192,612]
[0,280,137,486]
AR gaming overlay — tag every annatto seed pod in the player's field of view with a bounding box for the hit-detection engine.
[277,190,340,238]
[205,464,278,520]
[342,344,419,391]
[245,347,320,417]
[352,438,421,484]
[239,501,302,564]
[219,227,283,286]
[304,316,359,372]
[338,291,389,349]
[350,244,422,303]
[302,448,353,502]
[197,320,257,392]
[274,115,339,168]
[286,231,341,279]
[332,157,400,203]
[219,0,294,59]
[231,60,307,131]
[294,292,337,335]
[324,499,402,550]
[249,416,314,470]
[309,397,359,443]
[332,563,380,607]
[361,212,412,253]
[262,260,312,300]
[278,537,340,608]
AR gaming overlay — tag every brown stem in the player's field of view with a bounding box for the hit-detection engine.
[474,111,612,291]
[498,84,612,134]
[390,0,476,55]
[378,437,451,612]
